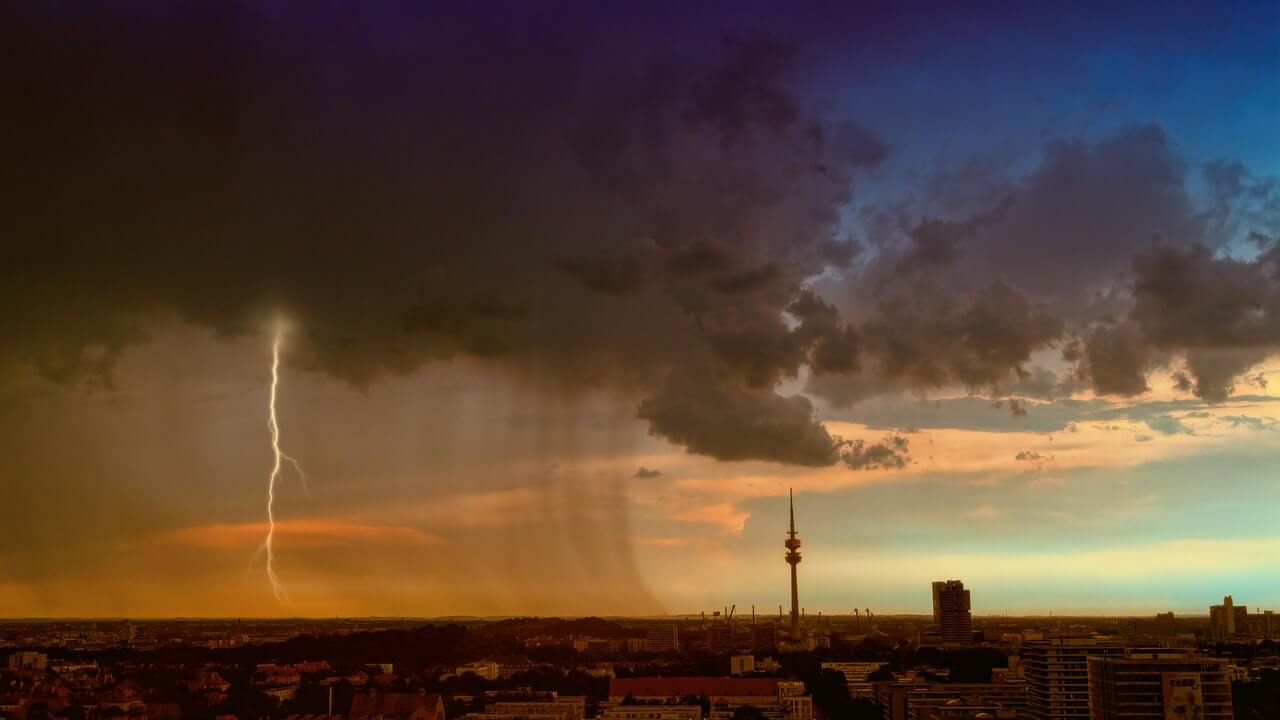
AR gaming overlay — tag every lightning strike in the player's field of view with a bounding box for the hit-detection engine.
[263,322,305,602]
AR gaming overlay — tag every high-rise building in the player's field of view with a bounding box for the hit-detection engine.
[933,580,973,644]
[751,623,778,652]
[646,624,679,653]
[708,621,734,653]
[1023,637,1128,720]
[784,489,802,636]
[1208,595,1248,640]
[1087,650,1232,720]
[932,581,946,623]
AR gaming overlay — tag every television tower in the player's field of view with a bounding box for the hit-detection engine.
[784,488,802,636]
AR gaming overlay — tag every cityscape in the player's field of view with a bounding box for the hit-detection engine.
[3,2,1279,720]
[1,499,1276,719]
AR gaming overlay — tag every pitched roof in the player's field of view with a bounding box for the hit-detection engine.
[609,678,780,699]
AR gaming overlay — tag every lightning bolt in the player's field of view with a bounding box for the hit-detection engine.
[263,321,305,602]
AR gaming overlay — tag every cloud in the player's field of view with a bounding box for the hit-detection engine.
[1143,415,1195,436]
[1015,450,1049,461]
[638,367,842,466]
[3,3,1277,474]
[0,6,888,468]
[842,434,910,470]
[1220,415,1279,431]
[633,466,663,479]
[1078,240,1280,402]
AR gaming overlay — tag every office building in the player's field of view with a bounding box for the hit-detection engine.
[1087,650,1231,720]
[1023,637,1128,720]
[873,679,1027,720]
[731,655,755,675]
[708,621,735,653]
[933,580,973,644]
[1208,595,1248,640]
[752,623,779,652]
[646,624,679,652]
[932,582,946,624]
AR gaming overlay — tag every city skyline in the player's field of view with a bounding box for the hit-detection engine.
[2,2,1279,619]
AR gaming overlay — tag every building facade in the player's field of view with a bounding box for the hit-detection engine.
[933,580,973,644]
[1087,650,1231,720]
[646,624,680,653]
[1208,596,1248,640]
[1023,637,1128,720]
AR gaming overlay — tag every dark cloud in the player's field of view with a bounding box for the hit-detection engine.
[964,125,1203,305]
[1171,370,1195,394]
[1014,450,1050,461]
[0,4,887,467]
[637,367,842,466]
[885,196,1015,283]
[1079,241,1280,402]
[633,467,663,479]
[843,434,910,470]
[843,278,1062,395]
[3,3,1277,472]
[1078,322,1153,396]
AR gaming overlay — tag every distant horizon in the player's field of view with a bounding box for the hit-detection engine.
[0,611,1224,623]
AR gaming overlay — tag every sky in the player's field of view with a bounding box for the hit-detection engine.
[1,1,1278,618]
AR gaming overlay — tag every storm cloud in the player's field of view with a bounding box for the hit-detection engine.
[2,2,1278,472]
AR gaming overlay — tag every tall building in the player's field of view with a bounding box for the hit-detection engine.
[933,580,973,644]
[751,623,778,652]
[1087,650,1232,720]
[646,624,679,653]
[1023,637,1128,720]
[932,581,946,623]
[1208,595,1248,640]
[708,621,734,653]
[784,489,802,636]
